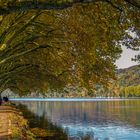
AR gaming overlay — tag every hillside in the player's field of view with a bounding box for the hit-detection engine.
[117,65,140,87]
[115,65,140,97]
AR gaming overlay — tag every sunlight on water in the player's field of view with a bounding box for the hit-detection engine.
[63,125,140,140]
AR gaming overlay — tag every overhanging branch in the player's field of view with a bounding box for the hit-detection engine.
[0,0,139,15]
[124,0,140,9]
[0,45,51,65]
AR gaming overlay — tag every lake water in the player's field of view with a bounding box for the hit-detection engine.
[15,99,140,140]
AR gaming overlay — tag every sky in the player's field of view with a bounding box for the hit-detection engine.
[115,46,139,69]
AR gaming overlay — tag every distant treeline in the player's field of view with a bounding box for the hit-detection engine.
[119,85,140,98]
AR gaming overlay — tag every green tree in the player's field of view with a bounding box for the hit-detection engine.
[0,0,140,96]
[0,11,73,95]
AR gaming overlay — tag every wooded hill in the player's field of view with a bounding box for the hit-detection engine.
[117,65,140,87]
[116,65,140,97]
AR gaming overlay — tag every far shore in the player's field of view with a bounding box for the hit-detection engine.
[9,97,140,102]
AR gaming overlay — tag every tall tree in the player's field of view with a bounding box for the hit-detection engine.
[0,10,73,94]
[0,0,140,95]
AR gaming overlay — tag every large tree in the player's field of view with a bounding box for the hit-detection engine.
[0,10,74,94]
[0,0,140,95]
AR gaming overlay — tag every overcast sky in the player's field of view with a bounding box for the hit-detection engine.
[115,46,139,69]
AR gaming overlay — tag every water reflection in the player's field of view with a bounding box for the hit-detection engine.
[17,99,140,140]
[17,104,68,140]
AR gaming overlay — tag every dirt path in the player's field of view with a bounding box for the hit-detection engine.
[0,106,20,139]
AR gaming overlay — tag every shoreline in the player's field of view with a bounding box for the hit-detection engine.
[10,97,140,102]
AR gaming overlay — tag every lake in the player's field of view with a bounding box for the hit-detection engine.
[15,99,140,140]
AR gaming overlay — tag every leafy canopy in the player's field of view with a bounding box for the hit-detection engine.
[0,0,140,94]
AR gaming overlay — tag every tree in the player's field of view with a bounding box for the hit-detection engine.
[56,2,140,88]
[0,10,74,95]
[0,0,140,95]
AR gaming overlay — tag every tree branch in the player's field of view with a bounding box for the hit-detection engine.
[0,0,139,15]
[6,11,42,46]
[0,63,39,78]
[124,0,140,9]
[0,45,51,65]
[106,0,123,12]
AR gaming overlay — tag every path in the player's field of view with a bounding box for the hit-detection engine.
[0,106,20,139]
